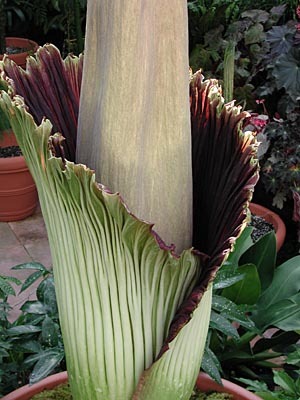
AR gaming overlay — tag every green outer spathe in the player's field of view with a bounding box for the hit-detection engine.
[0,93,203,400]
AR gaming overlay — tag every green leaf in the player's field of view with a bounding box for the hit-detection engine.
[255,256,300,310]
[241,10,269,23]
[254,393,278,400]
[20,271,45,293]
[254,294,300,332]
[244,23,265,45]
[0,277,16,297]
[17,340,42,354]
[210,310,239,340]
[240,231,276,290]
[2,276,22,285]
[36,277,57,315]
[20,301,49,315]
[236,377,268,392]
[222,264,261,305]
[41,316,59,347]
[212,295,255,330]
[273,370,296,394]
[273,48,300,100]
[201,347,222,385]
[266,25,294,57]
[12,262,48,272]
[213,265,246,290]
[29,349,65,384]
[0,348,9,357]
[226,226,254,266]
[286,348,300,366]
[6,325,42,335]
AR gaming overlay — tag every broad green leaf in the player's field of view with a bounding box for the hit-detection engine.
[226,226,254,266]
[201,347,222,385]
[273,48,300,100]
[17,340,42,354]
[255,256,300,310]
[213,265,246,290]
[273,370,296,394]
[253,293,300,332]
[221,349,281,364]
[286,348,300,366]
[236,377,268,392]
[244,23,265,45]
[266,25,294,56]
[6,325,42,335]
[254,393,278,400]
[222,264,261,305]
[29,349,65,384]
[20,301,49,315]
[241,10,269,23]
[240,231,276,290]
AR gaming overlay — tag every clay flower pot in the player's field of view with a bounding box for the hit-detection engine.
[0,130,38,221]
[196,373,262,400]
[249,202,286,252]
[3,372,262,400]
[0,37,38,68]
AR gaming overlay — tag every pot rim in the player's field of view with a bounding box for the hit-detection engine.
[3,371,262,400]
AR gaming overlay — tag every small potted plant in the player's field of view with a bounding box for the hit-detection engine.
[0,2,259,399]
[0,0,38,68]
[0,79,38,221]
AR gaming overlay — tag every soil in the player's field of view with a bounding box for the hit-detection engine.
[31,384,233,400]
[32,383,71,399]
[249,214,274,242]
[0,145,22,157]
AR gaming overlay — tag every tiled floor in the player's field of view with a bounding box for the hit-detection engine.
[0,205,52,321]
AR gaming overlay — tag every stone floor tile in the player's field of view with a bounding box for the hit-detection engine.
[24,239,52,269]
[0,221,20,249]
[8,207,48,246]
[0,245,32,277]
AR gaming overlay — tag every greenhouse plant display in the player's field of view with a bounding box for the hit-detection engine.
[0,1,259,399]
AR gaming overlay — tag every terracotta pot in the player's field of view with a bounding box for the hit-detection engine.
[3,371,262,400]
[249,202,286,252]
[0,37,38,68]
[0,130,38,221]
[196,373,262,400]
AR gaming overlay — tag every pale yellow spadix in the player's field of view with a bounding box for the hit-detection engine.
[77,1,192,253]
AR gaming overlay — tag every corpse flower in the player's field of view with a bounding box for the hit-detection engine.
[0,2,258,399]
